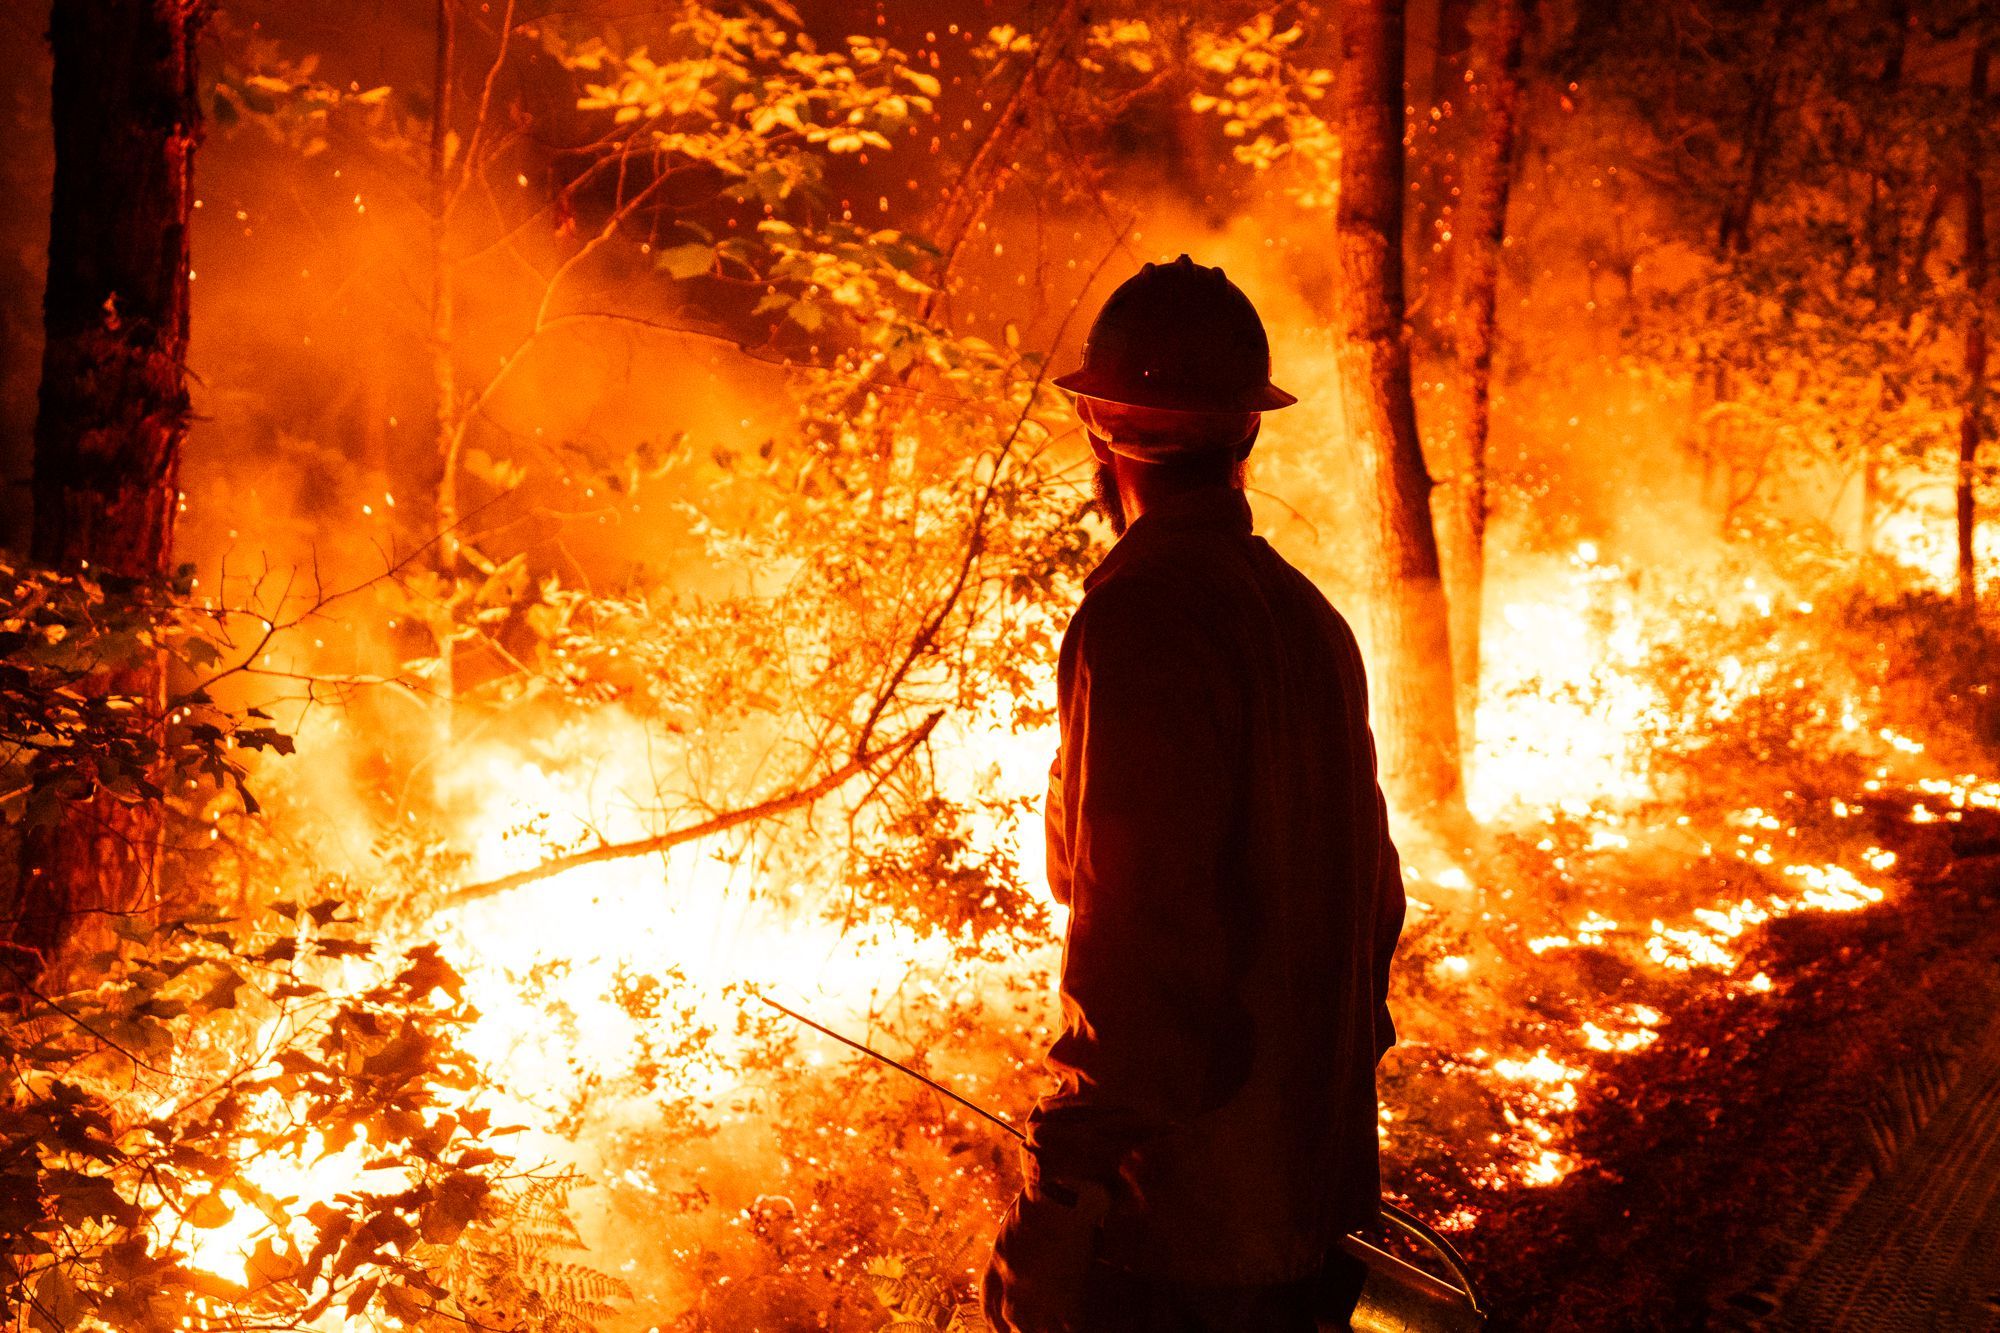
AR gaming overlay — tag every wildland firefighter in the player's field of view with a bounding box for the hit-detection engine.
[984,256,1407,1333]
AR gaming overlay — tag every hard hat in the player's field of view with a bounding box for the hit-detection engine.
[1053,254,1298,414]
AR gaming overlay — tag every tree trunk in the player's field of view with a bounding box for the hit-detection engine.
[1860,0,1911,566]
[1716,2,1801,257]
[1333,0,1466,824]
[12,0,204,976]
[429,0,461,702]
[1428,0,1474,111]
[1167,22,1222,226]
[1958,39,1990,610]
[1860,448,1880,559]
[1442,0,1528,749]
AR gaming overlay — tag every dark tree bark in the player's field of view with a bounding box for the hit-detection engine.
[429,0,462,701]
[1333,0,1467,823]
[1716,2,1803,257]
[1696,3,1800,526]
[1428,0,1475,110]
[1859,0,1913,562]
[1442,0,1528,745]
[1958,38,1990,609]
[12,0,205,973]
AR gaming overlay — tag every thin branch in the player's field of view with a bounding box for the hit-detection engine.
[446,709,944,905]
[850,221,1131,757]
[449,0,520,219]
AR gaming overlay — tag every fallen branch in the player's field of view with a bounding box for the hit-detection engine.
[445,710,945,906]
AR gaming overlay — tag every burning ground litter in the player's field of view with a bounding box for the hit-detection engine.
[112,518,1998,1328]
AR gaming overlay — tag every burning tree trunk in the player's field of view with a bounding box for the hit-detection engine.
[1860,1,1913,565]
[1429,0,1474,111]
[1716,2,1802,258]
[1332,0,1467,822]
[1442,0,1529,745]
[428,0,462,702]
[1958,38,1990,610]
[11,0,204,973]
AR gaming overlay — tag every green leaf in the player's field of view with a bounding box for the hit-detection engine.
[246,1236,301,1286]
[420,1171,491,1245]
[381,1283,428,1321]
[343,1276,379,1317]
[236,726,295,756]
[28,1267,82,1333]
[657,242,716,279]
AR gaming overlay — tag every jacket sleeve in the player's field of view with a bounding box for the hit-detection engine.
[1353,639,1405,1062]
[1026,579,1252,1196]
[1370,772,1405,1061]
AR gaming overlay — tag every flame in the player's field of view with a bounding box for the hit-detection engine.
[156,525,2000,1288]
[1469,544,1666,820]
[1423,536,1990,1190]
[426,709,1061,1133]
[170,1115,386,1286]
[1486,1050,1586,1186]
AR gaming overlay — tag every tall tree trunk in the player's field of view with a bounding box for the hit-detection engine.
[1958,39,1990,609]
[1860,449,1880,559]
[1442,0,1528,749]
[12,0,204,975]
[1166,22,1222,226]
[1695,3,1797,534]
[1716,2,1801,257]
[1333,0,1467,823]
[1860,0,1911,565]
[1428,0,1475,111]
[429,0,461,703]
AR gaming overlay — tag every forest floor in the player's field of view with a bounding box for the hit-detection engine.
[1753,1002,2000,1331]
[1462,803,2000,1332]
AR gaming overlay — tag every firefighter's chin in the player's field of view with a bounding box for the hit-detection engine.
[1092,461,1127,537]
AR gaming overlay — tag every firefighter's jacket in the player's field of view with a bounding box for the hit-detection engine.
[1027,486,1405,1286]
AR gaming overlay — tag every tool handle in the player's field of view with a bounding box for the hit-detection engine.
[1379,1201,1484,1316]
[758,989,1481,1318]
[754,992,1027,1141]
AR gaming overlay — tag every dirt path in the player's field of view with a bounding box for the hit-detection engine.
[1761,1011,2000,1331]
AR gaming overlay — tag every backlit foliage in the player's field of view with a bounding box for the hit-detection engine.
[6,1,1998,1329]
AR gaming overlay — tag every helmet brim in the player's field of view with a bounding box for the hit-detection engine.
[1052,365,1298,413]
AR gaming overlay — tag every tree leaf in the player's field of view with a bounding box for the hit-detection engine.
[186,1190,235,1229]
[657,242,716,279]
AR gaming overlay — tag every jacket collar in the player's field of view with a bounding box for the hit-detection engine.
[1084,488,1253,590]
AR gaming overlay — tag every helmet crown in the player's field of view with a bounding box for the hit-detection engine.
[1053,254,1297,414]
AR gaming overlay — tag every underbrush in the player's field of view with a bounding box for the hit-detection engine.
[0,898,625,1329]
[1465,819,2000,1331]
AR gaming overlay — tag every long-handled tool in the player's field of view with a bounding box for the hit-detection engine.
[754,992,1485,1331]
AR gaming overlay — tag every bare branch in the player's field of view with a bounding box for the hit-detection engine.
[850,221,1131,757]
[446,709,944,905]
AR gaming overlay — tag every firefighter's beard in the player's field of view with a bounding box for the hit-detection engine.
[1091,456,1251,536]
[1092,461,1128,537]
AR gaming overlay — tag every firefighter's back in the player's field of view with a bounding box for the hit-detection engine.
[1081,495,1401,1287]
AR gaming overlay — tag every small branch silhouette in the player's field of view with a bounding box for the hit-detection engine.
[447,710,944,905]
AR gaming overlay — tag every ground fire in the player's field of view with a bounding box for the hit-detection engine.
[1,0,1997,1330]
